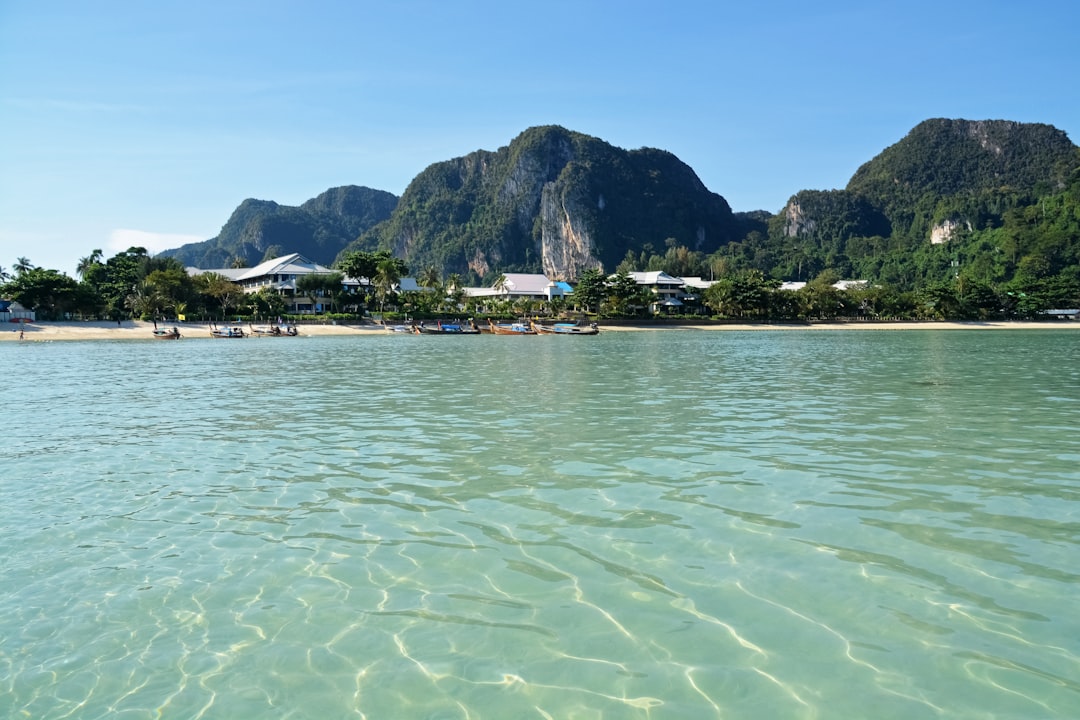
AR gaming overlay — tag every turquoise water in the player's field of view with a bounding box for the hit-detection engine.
[2,329,1078,719]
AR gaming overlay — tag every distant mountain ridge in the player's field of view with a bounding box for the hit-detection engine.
[158,185,397,268]
[159,119,1079,291]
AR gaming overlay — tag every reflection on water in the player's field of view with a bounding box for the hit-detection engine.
[2,330,1079,718]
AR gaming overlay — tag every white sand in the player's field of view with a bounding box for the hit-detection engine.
[0,320,386,341]
[2,318,1077,341]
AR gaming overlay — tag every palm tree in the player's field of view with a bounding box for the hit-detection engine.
[14,257,34,275]
[125,280,165,319]
[373,257,402,315]
[0,265,10,283]
[76,249,103,278]
[322,271,344,313]
[295,273,325,313]
[419,266,441,290]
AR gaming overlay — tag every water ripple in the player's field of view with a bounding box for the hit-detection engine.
[3,331,1079,718]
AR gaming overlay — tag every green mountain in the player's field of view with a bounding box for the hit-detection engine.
[160,119,1078,300]
[341,125,744,282]
[742,118,1080,288]
[846,118,1078,237]
[159,185,398,268]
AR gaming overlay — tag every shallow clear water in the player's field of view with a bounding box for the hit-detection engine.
[2,329,1079,718]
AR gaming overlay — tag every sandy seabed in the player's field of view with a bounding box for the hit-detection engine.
[2,319,1078,342]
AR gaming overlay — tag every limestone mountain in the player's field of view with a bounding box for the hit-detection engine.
[342,125,745,281]
[159,185,398,268]
[755,119,1080,285]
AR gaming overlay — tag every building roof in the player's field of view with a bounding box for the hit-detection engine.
[187,266,246,280]
[460,274,566,299]
[235,253,335,281]
[498,273,560,295]
[780,280,868,291]
[626,271,685,287]
[678,276,716,290]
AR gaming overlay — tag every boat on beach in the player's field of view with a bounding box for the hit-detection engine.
[530,320,600,335]
[152,326,182,340]
[249,323,298,337]
[487,319,537,335]
[210,324,246,338]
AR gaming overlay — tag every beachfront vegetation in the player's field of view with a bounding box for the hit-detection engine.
[4,119,1079,322]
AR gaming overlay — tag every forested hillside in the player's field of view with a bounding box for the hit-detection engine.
[153,119,1079,313]
[340,126,745,282]
[159,186,398,268]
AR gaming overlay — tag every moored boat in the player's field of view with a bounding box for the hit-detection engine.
[210,324,246,338]
[530,320,600,335]
[152,327,182,340]
[414,320,481,335]
[250,323,298,337]
[487,319,537,335]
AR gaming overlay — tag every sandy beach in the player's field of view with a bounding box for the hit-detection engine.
[2,318,1078,341]
[0,320,388,342]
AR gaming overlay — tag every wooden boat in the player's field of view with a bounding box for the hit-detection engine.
[487,319,537,335]
[530,321,600,335]
[250,323,298,337]
[210,324,246,338]
[414,320,481,335]
[152,327,182,340]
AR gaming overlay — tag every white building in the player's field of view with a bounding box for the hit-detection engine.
[462,273,569,303]
[188,253,366,313]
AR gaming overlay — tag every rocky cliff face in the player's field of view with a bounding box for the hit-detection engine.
[539,182,603,279]
[350,126,740,281]
[783,198,815,238]
[930,218,972,244]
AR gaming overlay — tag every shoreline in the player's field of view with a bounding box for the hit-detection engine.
[2,318,1079,341]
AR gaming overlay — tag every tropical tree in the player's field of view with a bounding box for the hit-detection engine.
[419,266,442,291]
[96,247,151,318]
[296,273,327,312]
[572,269,607,314]
[248,287,286,320]
[197,272,243,318]
[3,267,82,319]
[606,270,645,316]
[703,270,779,319]
[125,280,163,319]
[14,256,35,274]
[143,264,195,318]
[445,273,465,312]
[322,271,345,312]
[76,249,104,279]
[373,256,403,314]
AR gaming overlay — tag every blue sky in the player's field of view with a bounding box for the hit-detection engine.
[2,0,1077,278]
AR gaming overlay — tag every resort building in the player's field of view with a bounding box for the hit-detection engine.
[463,273,570,303]
[188,253,367,313]
[624,271,690,313]
[186,252,437,313]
